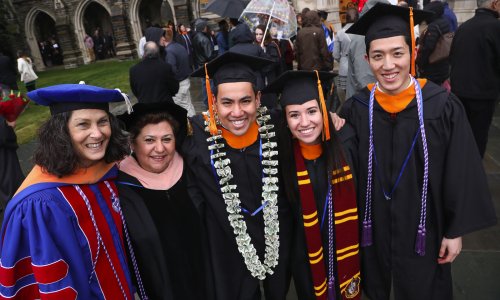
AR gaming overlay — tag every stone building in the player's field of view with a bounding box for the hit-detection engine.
[3,0,477,71]
[6,0,193,70]
[293,0,478,35]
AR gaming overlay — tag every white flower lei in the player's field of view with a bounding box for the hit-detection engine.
[204,106,280,280]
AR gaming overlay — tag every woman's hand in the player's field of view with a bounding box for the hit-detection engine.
[437,236,462,264]
[330,112,345,131]
[6,120,16,128]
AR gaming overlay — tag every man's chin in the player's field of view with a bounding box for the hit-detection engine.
[229,126,249,136]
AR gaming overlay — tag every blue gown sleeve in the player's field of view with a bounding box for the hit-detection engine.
[0,190,82,299]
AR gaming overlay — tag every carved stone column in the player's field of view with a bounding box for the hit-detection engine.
[111,1,136,58]
[53,0,84,68]
[173,0,190,26]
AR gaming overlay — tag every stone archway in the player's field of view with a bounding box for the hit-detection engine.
[74,0,113,64]
[129,0,177,55]
[25,8,57,71]
[84,2,114,60]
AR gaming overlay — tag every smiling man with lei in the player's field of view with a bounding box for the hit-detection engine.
[341,4,497,299]
[186,52,292,300]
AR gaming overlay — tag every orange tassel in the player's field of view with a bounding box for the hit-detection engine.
[205,63,218,135]
[315,70,330,141]
[409,7,416,77]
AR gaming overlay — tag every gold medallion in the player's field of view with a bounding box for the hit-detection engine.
[344,276,361,298]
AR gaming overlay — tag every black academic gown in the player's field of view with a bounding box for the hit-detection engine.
[0,117,24,222]
[341,81,497,300]
[182,115,292,300]
[290,125,358,300]
[117,168,205,300]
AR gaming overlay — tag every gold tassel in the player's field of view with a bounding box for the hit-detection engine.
[409,7,416,77]
[314,70,330,141]
[205,63,218,135]
[186,118,193,136]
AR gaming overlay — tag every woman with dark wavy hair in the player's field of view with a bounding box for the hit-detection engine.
[265,71,361,300]
[116,102,205,300]
[0,84,136,299]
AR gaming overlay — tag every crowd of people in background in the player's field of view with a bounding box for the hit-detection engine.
[0,0,499,299]
[85,27,116,62]
[37,38,63,67]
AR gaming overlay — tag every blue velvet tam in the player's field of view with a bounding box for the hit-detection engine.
[27,84,125,115]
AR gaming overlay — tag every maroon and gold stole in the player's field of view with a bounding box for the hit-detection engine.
[293,141,361,300]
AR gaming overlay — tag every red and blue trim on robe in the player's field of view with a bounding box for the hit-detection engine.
[0,162,134,300]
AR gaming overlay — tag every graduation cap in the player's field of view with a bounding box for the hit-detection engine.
[191,51,272,86]
[27,83,127,115]
[263,70,337,141]
[117,102,188,146]
[346,3,434,76]
[191,51,273,135]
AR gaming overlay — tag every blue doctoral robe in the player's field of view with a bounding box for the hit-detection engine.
[0,163,134,300]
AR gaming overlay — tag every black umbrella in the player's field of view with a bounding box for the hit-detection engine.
[205,0,247,19]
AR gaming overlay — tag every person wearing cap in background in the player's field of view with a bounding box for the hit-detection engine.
[116,102,205,300]
[0,84,135,299]
[264,70,361,300]
[187,52,292,299]
[342,3,497,299]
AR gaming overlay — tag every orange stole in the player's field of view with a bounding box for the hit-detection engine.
[367,79,427,113]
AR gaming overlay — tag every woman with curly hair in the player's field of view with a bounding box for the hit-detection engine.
[116,102,205,300]
[0,84,136,299]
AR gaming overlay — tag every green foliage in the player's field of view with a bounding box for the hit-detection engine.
[15,59,138,144]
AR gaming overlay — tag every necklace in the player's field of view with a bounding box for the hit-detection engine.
[362,77,429,256]
[205,106,280,280]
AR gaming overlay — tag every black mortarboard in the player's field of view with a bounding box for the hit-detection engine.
[346,3,432,44]
[190,51,272,86]
[191,51,272,135]
[27,84,126,115]
[346,3,433,75]
[264,70,337,141]
[263,70,336,106]
[118,102,188,147]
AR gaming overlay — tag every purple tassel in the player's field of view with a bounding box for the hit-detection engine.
[361,221,373,247]
[415,226,426,256]
[328,278,336,300]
